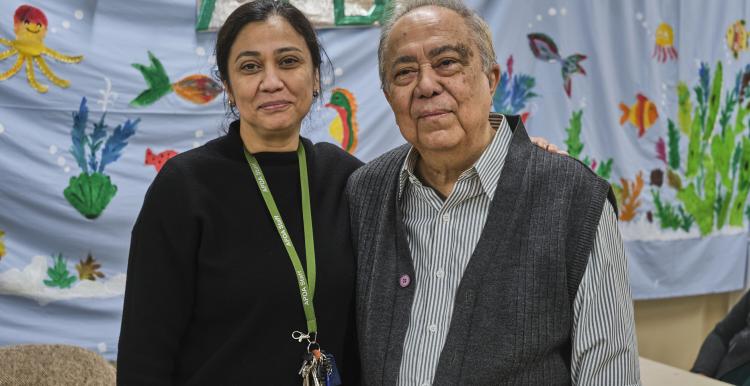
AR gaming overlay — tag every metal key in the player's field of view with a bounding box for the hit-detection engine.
[299,352,315,385]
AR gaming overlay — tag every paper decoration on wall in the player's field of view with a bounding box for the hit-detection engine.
[196,0,392,31]
[527,33,586,97]
[726,20,748,59]
[619,93,659,138]
[492,55,537,122]
[325,88,359,154]
[0,5,83,93]
[563,110,613,179]
[63,97,139,219]
[332,0,388,26]
[130,51,222,107]
[145,148,179,172]
[653,22,678,62]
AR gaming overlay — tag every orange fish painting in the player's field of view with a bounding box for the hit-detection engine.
[620,93,658,137]
[131,51,222,107]
[145,148,178,172]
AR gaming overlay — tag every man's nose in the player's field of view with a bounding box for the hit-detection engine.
[414,65,443,98]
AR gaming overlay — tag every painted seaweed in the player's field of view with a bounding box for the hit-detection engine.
[493,56,538,117]
[618,172,644,222]
[563,109,614,179]
[63,97,139,219]
[44,253,77,289]
[671,62,750,234]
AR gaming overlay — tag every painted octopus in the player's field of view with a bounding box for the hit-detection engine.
[0,5,83,93]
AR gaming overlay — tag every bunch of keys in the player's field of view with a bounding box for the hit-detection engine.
[293,331,341,386]
[298,343,332,386]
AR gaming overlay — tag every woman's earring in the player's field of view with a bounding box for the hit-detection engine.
[313,90,319,98]
[229,100,235,108]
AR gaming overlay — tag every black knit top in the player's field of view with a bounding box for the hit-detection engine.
[117,121,363,385]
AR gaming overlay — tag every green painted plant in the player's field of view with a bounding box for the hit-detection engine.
[564,109,614,179]
[652,189,694,232]
[0,230,5,260]
[44,253,77,289]
[669,62,750,235]
[63,97,139,219]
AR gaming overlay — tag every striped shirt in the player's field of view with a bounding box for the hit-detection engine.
[396,115,641,385]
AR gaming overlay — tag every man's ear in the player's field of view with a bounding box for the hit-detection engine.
[487,63,501,96]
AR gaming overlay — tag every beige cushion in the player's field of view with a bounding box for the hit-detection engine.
[0,344,115,386]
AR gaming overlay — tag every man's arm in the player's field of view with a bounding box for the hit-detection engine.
[570,200,641,385]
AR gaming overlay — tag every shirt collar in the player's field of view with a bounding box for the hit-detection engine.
[398,113,512,199]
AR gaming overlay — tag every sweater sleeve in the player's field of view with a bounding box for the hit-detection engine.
[345,175,360,253]
[692,290,750,375]
[117,161,200,385]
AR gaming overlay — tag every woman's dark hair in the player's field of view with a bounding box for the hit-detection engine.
[215,0,327,97]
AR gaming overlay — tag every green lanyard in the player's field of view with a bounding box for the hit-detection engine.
[243,143,317,335]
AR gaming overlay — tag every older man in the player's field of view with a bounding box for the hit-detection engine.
[346,0,640,385]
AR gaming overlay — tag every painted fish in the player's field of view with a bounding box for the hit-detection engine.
[325,88,359,154]
[173,74,223,105]
[727,20,749,59]
[527,33,586,97]
[145,148,178,172]
[131,51,223,107]
[619,93,658,137]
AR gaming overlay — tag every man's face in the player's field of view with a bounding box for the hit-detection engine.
[382,6,499,154]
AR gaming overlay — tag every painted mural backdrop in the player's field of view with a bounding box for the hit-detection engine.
[0,0,748,360]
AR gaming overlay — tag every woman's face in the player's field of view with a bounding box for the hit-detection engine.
[226,16,318,141]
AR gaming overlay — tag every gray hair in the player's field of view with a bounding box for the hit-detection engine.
[377,0,497,89]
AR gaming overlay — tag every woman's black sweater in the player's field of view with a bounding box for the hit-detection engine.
[118,121,363,385]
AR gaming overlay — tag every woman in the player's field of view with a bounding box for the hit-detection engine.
[117,1,361,384]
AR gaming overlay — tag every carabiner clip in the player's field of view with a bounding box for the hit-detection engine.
[292,330,310,343]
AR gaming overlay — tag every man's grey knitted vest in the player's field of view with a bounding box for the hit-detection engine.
[346,115,615,385]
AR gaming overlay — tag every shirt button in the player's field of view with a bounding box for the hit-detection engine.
[428,324,437,333]
[399,274,411,288]
[435,269,445,278]
[442,213,450,222]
